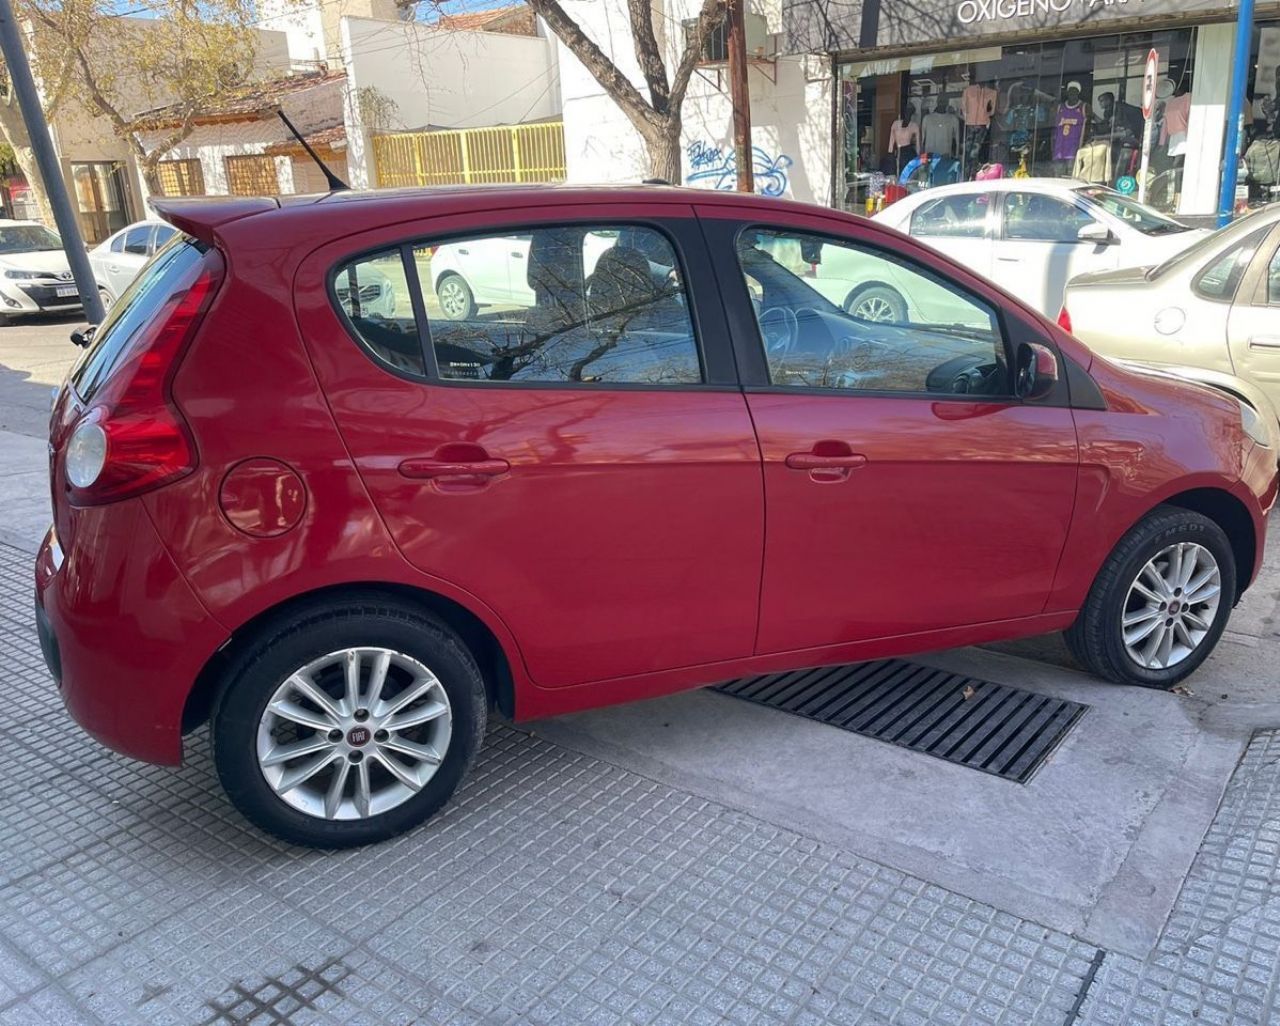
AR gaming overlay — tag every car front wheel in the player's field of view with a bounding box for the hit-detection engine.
[213,598,487,847]
[1066,506,1235,688]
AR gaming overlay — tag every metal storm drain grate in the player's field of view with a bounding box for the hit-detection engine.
[715,659,1087,783]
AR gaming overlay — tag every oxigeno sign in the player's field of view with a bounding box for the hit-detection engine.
[957,0,1124,26]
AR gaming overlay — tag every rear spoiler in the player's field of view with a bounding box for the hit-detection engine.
[151,197,279,244]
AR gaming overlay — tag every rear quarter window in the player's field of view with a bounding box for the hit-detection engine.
[69,234,204,402]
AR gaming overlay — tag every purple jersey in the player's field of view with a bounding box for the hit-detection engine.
[1054,104,1086,161]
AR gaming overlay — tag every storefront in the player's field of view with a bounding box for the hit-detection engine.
[784,0,1280,216]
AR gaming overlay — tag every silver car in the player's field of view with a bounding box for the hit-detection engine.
[1060,204,1280,432]
[89,220,179,308]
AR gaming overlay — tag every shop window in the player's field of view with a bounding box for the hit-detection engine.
[910,194,989,238]
[1002,193,1095,244]
[736,227,1006,395]
[156,159,205,197]
[224,155,280,197]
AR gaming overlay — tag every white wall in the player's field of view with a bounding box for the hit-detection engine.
[340,15,562,188]
[257,0,327,66]
[555,0,832,205]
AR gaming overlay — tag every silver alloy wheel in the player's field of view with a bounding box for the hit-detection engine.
[256,647,452,821]
[437,277,469,319]
[850,295,895,322]
[1121,542,1222,670]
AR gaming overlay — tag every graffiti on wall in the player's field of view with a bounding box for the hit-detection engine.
[685,140,793,197]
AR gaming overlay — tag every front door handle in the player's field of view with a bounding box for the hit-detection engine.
[785,452,867,470]
[398,457,510,480]
[1249,335,1280,351]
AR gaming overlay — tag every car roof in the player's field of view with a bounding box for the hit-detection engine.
[151,183,876,246]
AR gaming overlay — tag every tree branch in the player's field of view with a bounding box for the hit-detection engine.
[625,0,668,115]
[527,0,661,131]
[669,0,724,111]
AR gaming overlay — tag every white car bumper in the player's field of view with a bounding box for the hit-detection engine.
[0,277,83,317]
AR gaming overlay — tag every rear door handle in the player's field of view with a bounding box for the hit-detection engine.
[398,457,510,479]
[785,452,867,470]
[1249,335,1280,351]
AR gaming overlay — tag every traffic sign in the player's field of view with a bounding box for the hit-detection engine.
[1142,48,1160,119]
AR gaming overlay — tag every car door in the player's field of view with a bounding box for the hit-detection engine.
[1227,222,1280,408]
[699,207,1079,654]
[997,192,1114,315]
[900,189,995,283]
[297,204,763,688]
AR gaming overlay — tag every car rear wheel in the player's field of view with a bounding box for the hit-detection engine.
[212,598,487,847]
[844,284,907,324]
[436,272,476,321]
[1066,506,1235,688]
[98,287,112,312]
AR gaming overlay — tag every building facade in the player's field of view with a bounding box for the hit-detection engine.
[785,0,1280,216]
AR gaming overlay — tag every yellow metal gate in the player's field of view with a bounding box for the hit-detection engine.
[372,121,566,188]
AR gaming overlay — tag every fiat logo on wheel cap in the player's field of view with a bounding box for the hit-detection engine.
[347,726,371,747]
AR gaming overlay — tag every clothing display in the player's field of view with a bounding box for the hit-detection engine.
[921,111,961,155]
[1074,139,1112,183]
[1160,92,1191,147]
[1053,102,1086,162]
[888,119,920,152]
[961,84,998,126]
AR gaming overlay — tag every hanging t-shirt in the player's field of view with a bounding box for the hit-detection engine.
[1053,103,1086,161]
[961,85,998,127]
[888,119,920,152]
[1160,93,1192,147]
[922,112,961,155]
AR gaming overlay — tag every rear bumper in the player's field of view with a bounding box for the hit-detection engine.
[34,503,228,765]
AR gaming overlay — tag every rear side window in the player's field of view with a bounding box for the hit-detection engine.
[1194,226,1269,301]
[331,224,703,386]
[69,235,205,402]
[910,195,988,238]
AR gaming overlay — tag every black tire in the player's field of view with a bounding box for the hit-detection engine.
[98,287,113,313]
[844,284,907,324]
[435,272,476,321]
[212,597,487,848]
[1065,506,1235,688]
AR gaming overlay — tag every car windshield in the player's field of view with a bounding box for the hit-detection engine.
[1074,187,1189,236]
[0,225,62,253]
[1147,209,1277,281]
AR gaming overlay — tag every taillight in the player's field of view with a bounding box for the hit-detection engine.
[1056,305,1073,334]
[67,251,223,506]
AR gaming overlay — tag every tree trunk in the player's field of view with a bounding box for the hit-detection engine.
[0,105,56,226]
[644,117,683,184]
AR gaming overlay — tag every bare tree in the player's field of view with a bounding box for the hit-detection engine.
[527,0,726,182]
[0,0,270,211]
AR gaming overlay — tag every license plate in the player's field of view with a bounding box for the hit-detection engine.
[55,286,77,298]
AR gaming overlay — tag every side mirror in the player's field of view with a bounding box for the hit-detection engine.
[1077,222,1115,245]
[1015,342,1059,401]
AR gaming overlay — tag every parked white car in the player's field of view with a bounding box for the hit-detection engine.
[89,220,178,307]
[0,220,79,323]
[430,228,663,320]
[1060,204,1280,440]
[874,179,1209,316]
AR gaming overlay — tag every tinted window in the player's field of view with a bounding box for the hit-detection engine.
[1003,193,1094,243]
[1193,227,1269,301]
[122,226,150,256]
[109,232,126,254]
[153,225,177,250]
[413,224,701,385]
[910,194,988,238]
[69,237,204,402]
[738,228,1006,395]
[333,249,423,376]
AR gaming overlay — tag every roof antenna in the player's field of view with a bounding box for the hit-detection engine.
[276,108,349,192]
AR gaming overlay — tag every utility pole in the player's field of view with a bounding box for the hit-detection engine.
[726,0,753,193]
[0,0,105,323]
[1217,0,1255,227]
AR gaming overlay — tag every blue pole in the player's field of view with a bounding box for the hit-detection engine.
[1218,0,1256,227]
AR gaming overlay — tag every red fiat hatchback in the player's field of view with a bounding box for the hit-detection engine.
[35,185,1277,846]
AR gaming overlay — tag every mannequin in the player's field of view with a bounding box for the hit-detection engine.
[1097,91,1142,181]
[922,91,961,157]
[961,81,996,177]
[1160,79,1192,159]
[1053,81,1087,175]
[888,102,920,173]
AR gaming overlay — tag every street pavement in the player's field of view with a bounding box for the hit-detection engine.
[2,318,1280,1024]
